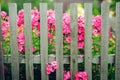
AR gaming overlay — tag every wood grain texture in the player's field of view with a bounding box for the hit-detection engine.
[55,3,64,80]
[84,3,92,80]
[70,3,78,80]
[9,3,19,80]
[24,3,34,80]
[115,2,120,80]
[40,3,49,80]
[3,54,116,64]
[0,5,5,80]
[100,2,109,80]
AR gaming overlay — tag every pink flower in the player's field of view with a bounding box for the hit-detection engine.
[78,33,84,41]
[46,63,53,74]
[64,70,71,80]
[78,27,84,34]
[31,8,40,29]
[92,29,98,35]
[51,61,59,70]
[75,72,88,80]
[62,13,71,34]
[48,33,53,39]
[1,11,7,18]
[1,22,10,38]
[66,36,71,43]
[47,9,55,17]
[46,61,59,75]
[92,16,101,35]
[78,41,84,49]
[17,33,25,51]
[17,10,24,27]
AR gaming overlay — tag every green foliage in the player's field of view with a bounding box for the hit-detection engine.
[92,35,101,57]
[110,0,120,16]
[0,0,54,12]
[93,0,101,16]
[0,1,8,13]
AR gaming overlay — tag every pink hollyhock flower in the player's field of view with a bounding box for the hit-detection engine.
[75,72,88,80]
[63,25,71,34]
[78,41,84,49]
[1,22,10,38]
[5,16,9,21]
[17,33,25,51]
[31,9,40,29]
[17,10,24,27]
[36,31,40,36]
[46,61,59,75]
[78,27,84,34]
[78,16,84,28]
[62,13,71,34]
[64,70,71,80]
[47,15,55,30]
[2,27,8,36]
[1,11,7,18]
[78,33,84,41]
[92,29,98,35]
[51,61,59,70]
[46,63,53,74]
[66,36,71,43]
[2,22,10,27]
[48,33,53,39]
[18,9,24,19]
[63,13,70,25]
[92,16,101,35]
[47,9,55,17]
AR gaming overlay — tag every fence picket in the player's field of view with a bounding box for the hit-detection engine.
[115,2,120,80]
[70,3,78,80]
[0,5,5,80]
[9,3,19,80]
[84,3,92,80]
[40,3,49,80]
[55,3,64,80]
[24,3,34,80]
[100,2,109,80]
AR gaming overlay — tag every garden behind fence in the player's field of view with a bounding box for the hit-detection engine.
[0,2,120,80]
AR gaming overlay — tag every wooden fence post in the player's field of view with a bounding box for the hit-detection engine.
[55,3,64,80]
[0,5,5,80]
[115,2,120,80]
[100,2,109,80]
[9,3,19,80]
[84,3,92,80]
[24,3,34,80]
[70,3,78,80]
[40,3,49,80]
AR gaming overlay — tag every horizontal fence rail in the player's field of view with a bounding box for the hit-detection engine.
[0,2,120,80]
[3,54,115,64]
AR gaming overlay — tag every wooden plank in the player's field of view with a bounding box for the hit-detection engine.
[55,3,63,80]
[70,3,78,80]
[24,3,34,80]
[100,2,109,80]
[109,17,116,31]
[40,3,48,80]
[0,5,5,80]
[115,2,120,80]
[84,3,92,80]
[3,54,115,64]
[9,3,19,80]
